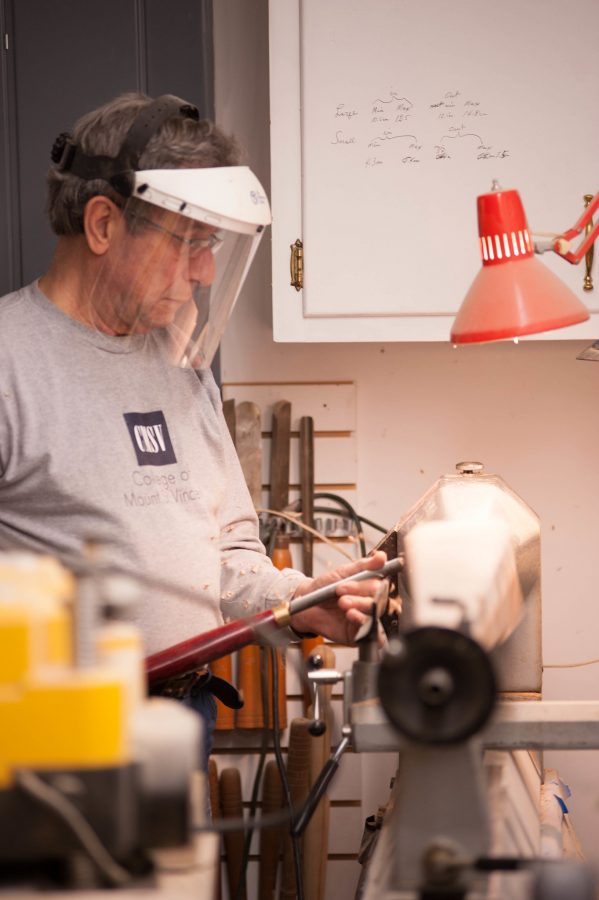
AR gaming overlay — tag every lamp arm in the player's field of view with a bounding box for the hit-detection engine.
[547,191,599,264]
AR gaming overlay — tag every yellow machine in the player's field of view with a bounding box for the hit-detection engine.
[0,552,200,892]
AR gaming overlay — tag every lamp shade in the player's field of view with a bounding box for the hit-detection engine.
[451,189,590,343]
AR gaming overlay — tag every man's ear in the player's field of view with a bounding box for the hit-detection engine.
[83,196,121,255]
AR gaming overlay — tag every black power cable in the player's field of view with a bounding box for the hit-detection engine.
[312,503,389,535]
[287,492,390,556]
[313,492,367,555]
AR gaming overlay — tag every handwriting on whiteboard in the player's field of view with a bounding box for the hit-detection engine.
[330,90,510,168]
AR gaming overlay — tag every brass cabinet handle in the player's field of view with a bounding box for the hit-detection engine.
[290,238,303,291]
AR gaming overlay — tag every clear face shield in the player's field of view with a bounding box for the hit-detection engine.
[87,167,271,369]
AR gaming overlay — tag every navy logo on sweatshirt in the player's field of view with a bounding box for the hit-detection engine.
[123,411,177,466]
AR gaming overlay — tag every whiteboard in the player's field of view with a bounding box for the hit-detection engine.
[296,0,599,322]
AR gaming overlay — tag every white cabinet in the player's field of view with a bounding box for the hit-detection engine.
[268,0,599,343]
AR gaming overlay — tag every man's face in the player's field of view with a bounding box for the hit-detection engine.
[96,207,218,335]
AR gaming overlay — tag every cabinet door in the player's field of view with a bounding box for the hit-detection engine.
[0,0,213,296]
[269,0,599,343]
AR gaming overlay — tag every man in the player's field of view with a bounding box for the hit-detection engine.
[0,92,386,756]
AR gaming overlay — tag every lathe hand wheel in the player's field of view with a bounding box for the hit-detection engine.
[377,626,496,745]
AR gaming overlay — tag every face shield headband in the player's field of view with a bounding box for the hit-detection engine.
[50,94,201,198]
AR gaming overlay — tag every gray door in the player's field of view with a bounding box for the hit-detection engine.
[0,0,214,294]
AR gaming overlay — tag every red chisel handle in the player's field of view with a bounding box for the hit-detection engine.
[146,608,278,686]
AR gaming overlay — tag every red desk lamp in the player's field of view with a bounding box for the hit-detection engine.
[451,182,597,344]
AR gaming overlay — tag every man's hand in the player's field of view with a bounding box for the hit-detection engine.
[290,550,388,644]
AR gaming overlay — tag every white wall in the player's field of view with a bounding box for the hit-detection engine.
[214,0,599,858]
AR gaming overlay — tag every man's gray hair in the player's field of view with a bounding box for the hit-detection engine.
[46,92,240,236]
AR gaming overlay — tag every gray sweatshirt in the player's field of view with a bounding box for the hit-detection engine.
[0,282,305,654]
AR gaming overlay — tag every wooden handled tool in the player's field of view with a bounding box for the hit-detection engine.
[298,415,323,663]
[280,717,313,899]
[269,647,288,731]
[220,766,247,900]
[258,760,284,900]
[230,399,262,730]
[269,524,291,731]
[299,416,315,577]
[302,738,331,900]
[269,400,291,513]
[236,644,265,728]
[238,399,291,730]
[236,644,287,731]
[146,558,403,685]
[147,608,280,684]
[272,535,292,571]
[235,400,262,508]
[236,531,288,731]
[268,400,292,728]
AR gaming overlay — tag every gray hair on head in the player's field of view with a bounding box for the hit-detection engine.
[46,92,240,236]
